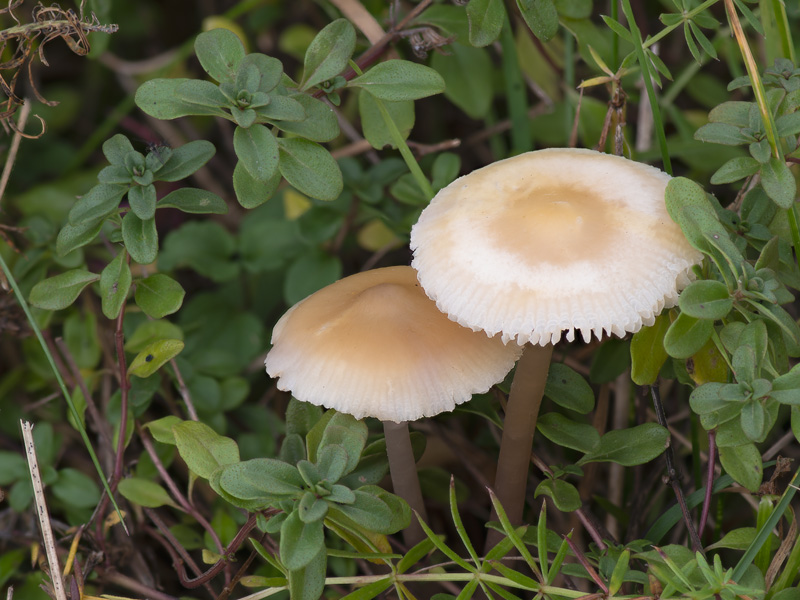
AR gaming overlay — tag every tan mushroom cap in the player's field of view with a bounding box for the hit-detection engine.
[410,148,703,346]
[265,266,522,422]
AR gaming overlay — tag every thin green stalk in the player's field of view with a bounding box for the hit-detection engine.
[724,0,800,275]
[769,0,795,63]
[0,252,127,533]
[564,32,575,143]
[769,525,800,594]
[611,0,619,70]
[499,14,532,154]
[350,62,434,200]
[733,466,800,581]
[620,0,671,173]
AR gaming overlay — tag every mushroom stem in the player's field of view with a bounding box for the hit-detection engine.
[383,420,428,547]
[486,343,554,550]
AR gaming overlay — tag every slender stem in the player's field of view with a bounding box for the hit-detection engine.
[698,429,716,537]
[383,421,428,547]
[620,0,671,173]
[0,252,126,532]
[113,304,130,488]
[350,62,434,200]
[649,386,704,554]
[499,13,532,154]
[486,343,554,550]
[769,0,795,63]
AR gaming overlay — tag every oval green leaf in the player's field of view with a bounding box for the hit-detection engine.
[278,138,343,201]
[663,312,714,359]
[128,339,184,379]
[134,273,185,319]
[99,249,131,319]
[29,269,99,310]
[577,423,669,466]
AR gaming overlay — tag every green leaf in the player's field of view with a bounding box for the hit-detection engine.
[431,43,493,119]
[543,362,594,414]
[517,0,559,42]
[631,313,670,385]
[678,280,733,320]
[236,53,283,94]
[349,60,446,101]
[125,319,184,353]
[537,412,599,453]
[176,79,230,109]
[266,93,339,142]
[68,183,127,224]
[253,94,306,122]
[195,28,245,82]
[287,546,326,600]
[317,444,348,483]
[29,269,99,310]
[776,112,800,137]
[298,491,328,523]
[718,443,762,492]
[52,468,100,508]
[301,19,356,91]
[707,527,758,550]
[760,157,796,209]
[103,134,136,165]
[771,363,800,405]
[740,401,765,441]
[155,140,216,182]
[128,339,184,379]
[118,477,177,508]
[732,346,756,384]
[534,479,581,512]
[710,157,761,184]
[63,311,100,369]
[281,511,325,570]
[318,413,368,476]
[99,249,131,319]
[128,184,157,220]
[663,313,714,359]
[708,101,751,126]
[331,490,395,533]
[134,273,185,319]
[234,124,279,181]
[135,79,229,120]
[278,138,343,201]
[158,188,227,214]
[122,213,158,265]
[284,250,342,305]
[173,421,240,480]
[98,164,132,185]
[233,160,281,208]
[359,91,414,150]
[339,578,393,600]
[231,106,257,128]
[578,423,669,466]
[56,218,105,256]
[694,122,751,145]
[218,458,304,499]
[664,177,726,252]
[466,0,505,47]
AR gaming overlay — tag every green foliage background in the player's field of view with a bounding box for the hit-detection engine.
[2,0,800,599]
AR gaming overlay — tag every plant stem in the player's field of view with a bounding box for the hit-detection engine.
[384,421,428,546]
[698,429,716,537]
[485,343,554,551]
[350,61,435,200]
[649,385,704,554]
[620,0,671,173]
[499,13,532,154]
[0,252,127,533]
[768,0,795,63]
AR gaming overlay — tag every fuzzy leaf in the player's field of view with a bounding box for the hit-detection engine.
[301,19,356,91]
[348,60,445,102]
[29,270,99,310]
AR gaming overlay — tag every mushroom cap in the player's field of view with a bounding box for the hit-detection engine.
[410,148,703,346]
[265,266,522,422]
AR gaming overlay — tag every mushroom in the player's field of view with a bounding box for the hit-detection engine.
[409,148,702,538]
[265,265,522,544]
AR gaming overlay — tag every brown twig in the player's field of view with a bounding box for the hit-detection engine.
[649,385,704,554]
[0,96,28,208]
[136,423,225,558]
[54,337,113,451]
[698,428,716,538]
[169,358,199,421]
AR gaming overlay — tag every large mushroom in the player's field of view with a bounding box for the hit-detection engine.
[410,148,702,538]
[265,265,522,544]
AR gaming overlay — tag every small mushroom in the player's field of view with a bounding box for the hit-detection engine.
[410,148,702,538]
[265,265,522,544]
